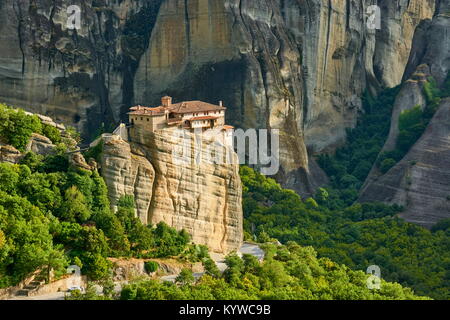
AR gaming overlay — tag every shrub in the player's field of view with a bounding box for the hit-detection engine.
[144,261,159,273]
[42,124,61,144]
[396,106,426,153]
[175,268,195,285]
[0,104,42,151]
[380,158,396,174]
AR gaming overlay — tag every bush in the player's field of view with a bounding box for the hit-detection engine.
[203,258,220,278]
[42,124,61,144]
[0,104,42,151]
[144,261,159,273]
[83,141,103,163]
[176,268,195,286]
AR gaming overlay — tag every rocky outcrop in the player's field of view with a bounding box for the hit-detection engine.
[101,135,155,225]
[0,144,22,164]
[26,133,55,155]
[359,98,450,228]
[0,0,437,194]
[109,257,203,281]
[69,152,97,171]
[101,129,243,253]
[403,1,450,86]
[359,5,450,227]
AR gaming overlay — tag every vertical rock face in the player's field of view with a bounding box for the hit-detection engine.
[0,0,160,136]
[359,5,450,227]
[0,0,437,194]
[101,129,243,253]
[359,98,450,228]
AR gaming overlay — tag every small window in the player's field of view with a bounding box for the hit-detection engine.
[147,118,149,122]
[141,117,143,121]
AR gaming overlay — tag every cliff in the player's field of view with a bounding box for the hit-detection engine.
[101,128,243,253]
[359,3,450,227]
[359,98,450,228]
[0,0,437,194]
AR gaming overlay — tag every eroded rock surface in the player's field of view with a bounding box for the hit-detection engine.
[101,129,243,253]
[26,133,55,155]
[0,0,437,194]
[359,6,450,227]
[0,144,22,164]
[359,98,450,228]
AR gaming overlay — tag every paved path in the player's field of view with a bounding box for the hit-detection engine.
[9,292,66,300]
[160,272,204,283]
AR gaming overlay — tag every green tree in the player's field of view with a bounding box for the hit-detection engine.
[203,258,220,278]
[59,186,91,222]
[176,268,195,286]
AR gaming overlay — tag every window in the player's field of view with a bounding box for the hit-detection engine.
[141,117,143,121]
[147,118,149,122]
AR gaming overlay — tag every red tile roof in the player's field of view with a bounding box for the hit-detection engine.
[129,99,226,116]
[128,105,166,115]
[189,116,219,121]
[169,101,226,114]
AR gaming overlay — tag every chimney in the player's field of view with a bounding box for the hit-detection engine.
[219,101,223,107]
[162,96,172,107]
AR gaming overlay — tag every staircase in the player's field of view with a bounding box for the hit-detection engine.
[15,272,46,297]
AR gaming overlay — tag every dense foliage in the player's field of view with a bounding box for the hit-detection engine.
[115,243,427,300]
[307,80,450,299]
[317,87,400,207]
[0,104,43,151]
[0,111,194,287]
[317,76,449,207]
[0,157,193,286]
[241,166,449,299]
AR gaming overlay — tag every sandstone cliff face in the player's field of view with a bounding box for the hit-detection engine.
[0,0,437,194]
[0,0,158,136]
[359,4,450,227]
[101,129,243,253]
[359,98,450,228]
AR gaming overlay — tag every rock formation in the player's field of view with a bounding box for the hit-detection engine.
[0,0,437,194]
[26,133,55,155]
[0,144,22,164]
[359,4,450,227]
[101,128,243,254]
[359,98,450,228]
